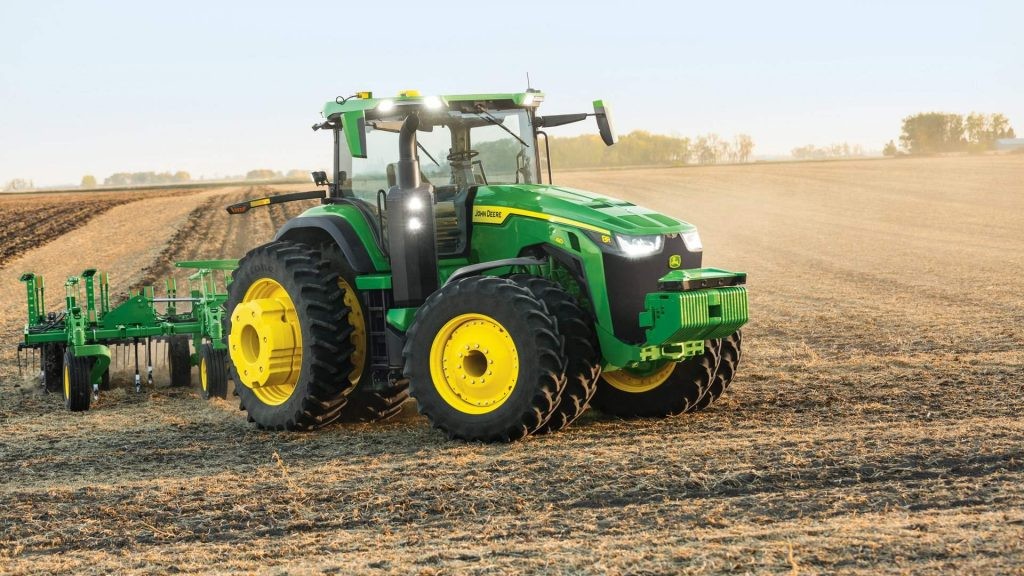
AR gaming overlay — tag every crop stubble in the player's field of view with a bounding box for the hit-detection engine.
[0,156,1022,574]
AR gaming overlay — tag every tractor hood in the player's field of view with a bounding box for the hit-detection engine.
[472,184,696,237]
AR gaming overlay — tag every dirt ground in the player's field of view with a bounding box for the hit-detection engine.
[1,156,1022,575]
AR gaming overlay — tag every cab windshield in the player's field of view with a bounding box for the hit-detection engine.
[338,108,537,203]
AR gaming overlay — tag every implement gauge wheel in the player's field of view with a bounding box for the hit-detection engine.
[592,340,721,418]
[168,336,192,387]
[42,343,66,393]
[200,343,229,399]
[63,348,92,412]
[225,241,355,431]
[320,245,409,423]
[405,276,566,442]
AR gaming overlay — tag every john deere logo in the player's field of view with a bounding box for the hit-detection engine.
[668,254,682,269]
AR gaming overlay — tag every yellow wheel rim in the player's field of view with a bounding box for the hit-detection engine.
[429,313,519,415]
[63,363,70,400]
[228,278,303,406]
[604,362,676,393]
[200,357,208,392]
[339,276,366,386]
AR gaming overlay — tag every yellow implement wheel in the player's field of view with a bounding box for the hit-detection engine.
[429,313,519,415]
[228,277,303,406]
[200,356,208,392]
[602,362,676,394]
[339,276,366,386]
[63,364,70,400]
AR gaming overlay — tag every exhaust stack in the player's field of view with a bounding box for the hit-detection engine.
[386,113,438,307]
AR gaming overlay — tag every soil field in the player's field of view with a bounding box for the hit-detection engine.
[1,156,1022,574]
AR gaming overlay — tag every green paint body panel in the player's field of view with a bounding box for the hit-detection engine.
[386,308,417,332]
[355,274,392,290]
[295,204,391,271]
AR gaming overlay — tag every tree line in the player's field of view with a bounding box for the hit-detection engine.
[791,143,866,160]
[544,130,755,169]
[885,112,1015,155]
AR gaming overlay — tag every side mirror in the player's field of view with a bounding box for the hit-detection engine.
[311,171,329,186]
[593,100,617,146]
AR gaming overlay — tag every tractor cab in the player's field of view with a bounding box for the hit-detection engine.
[325,91,545,256]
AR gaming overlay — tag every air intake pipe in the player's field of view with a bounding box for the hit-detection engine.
[386,113,439,307]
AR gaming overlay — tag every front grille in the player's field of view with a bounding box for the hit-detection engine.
[602,235,701,343]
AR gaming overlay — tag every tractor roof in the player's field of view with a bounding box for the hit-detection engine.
[322,90,544,120]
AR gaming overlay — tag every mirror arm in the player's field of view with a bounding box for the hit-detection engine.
[537,130,553,185]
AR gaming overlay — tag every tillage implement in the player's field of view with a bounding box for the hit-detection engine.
[18,261,235,410]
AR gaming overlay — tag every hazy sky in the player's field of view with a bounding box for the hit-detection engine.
[1,0,1021,186]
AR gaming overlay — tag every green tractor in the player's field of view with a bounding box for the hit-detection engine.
[224,89,748,441]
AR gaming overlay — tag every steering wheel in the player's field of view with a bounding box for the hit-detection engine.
[447,149,479,162]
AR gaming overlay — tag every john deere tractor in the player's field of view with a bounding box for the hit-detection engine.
[224,89,747,441]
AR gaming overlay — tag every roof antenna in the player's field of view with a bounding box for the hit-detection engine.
[526,72,532,91]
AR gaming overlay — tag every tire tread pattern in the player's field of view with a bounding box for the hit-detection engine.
[509,275,600,434]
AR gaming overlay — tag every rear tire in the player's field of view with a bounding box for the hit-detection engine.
[320,245,410,423]
[405,276,566,442]
[592,340,720,418]
[200,343,229,399]
[42,343,66,393]
[691,330,742,411]
[63,348,91,412]
[168,336,192,387]
[509,275,600,434]
[225,241,355,431]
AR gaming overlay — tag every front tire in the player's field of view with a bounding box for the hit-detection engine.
[405,276,566,442]
[320,245,410,423]
[691,330,742,411]
[225,241,355,431]
[592,340,721,418]
[508,275,600,434]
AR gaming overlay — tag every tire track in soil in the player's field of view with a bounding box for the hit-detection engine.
[136,186,310,288]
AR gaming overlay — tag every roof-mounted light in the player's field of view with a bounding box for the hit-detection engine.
[423,95,444,110]
[377,99,396,113]
[522,93,536,107]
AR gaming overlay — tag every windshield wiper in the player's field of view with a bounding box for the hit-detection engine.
[474,104,529,148]
[417,143,440,167]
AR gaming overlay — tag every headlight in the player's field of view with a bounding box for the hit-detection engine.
[615,234,664,258]
[681,230,702,252]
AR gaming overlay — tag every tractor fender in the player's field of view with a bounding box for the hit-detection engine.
[275,215,375,274]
